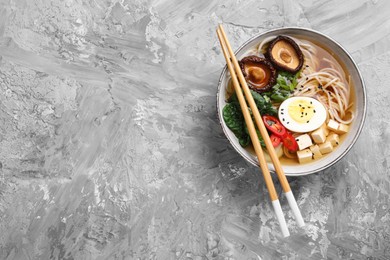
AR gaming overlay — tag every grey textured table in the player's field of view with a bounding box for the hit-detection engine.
[0,0,389,259]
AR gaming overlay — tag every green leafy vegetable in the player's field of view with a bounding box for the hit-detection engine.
[250,90,277,117]
[223,91,275,148]
[223,103,250,147]
[263,71,300,102]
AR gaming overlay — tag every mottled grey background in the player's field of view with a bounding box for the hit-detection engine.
[0,0,389,259]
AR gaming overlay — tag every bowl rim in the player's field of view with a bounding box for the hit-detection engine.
[216,26,367,176]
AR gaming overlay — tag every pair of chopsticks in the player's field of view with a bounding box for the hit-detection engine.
[216,24,304,237]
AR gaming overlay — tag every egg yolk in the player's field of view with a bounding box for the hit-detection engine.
[288,99,315,123]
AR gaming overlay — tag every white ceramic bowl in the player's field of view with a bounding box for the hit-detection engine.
[217,27,366,176]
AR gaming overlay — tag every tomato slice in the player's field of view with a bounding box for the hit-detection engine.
[262,115,286,137]
[270,134,281,147]
[282,133,298,152]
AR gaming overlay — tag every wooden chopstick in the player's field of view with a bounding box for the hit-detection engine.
[217,24,305,236]
[216,30,278,201]
[216,27,289,237]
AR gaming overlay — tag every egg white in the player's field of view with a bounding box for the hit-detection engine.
[278,96,327,133]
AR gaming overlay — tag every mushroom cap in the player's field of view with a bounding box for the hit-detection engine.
[267,36,304,73]
[239,55,277,93]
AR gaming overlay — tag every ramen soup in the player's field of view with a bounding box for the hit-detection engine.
[223,35,355,165]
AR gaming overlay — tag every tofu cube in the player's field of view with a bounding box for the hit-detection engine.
[297,149,313,164]
[320,123,330,136]
[327,119,339,132]
[295,134,313,150]
[311,127,327,144]
[326,133,340,146]
[336,123,349,134]
[309,145,322,156]
[318,141,333,154]
[310,145,323,160]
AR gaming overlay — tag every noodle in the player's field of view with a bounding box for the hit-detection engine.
[293,41,354,125]
[257,36,277,54]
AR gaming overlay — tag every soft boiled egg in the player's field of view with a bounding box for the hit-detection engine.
[278,96,327,133]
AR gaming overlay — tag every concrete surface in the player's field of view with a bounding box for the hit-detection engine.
[0,0,389,259]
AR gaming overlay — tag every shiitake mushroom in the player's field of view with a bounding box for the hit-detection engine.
[239,55,277,93]
[266,36,304,73]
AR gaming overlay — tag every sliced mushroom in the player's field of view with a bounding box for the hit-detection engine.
[239,56,276,93]
[267,36,304,73]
